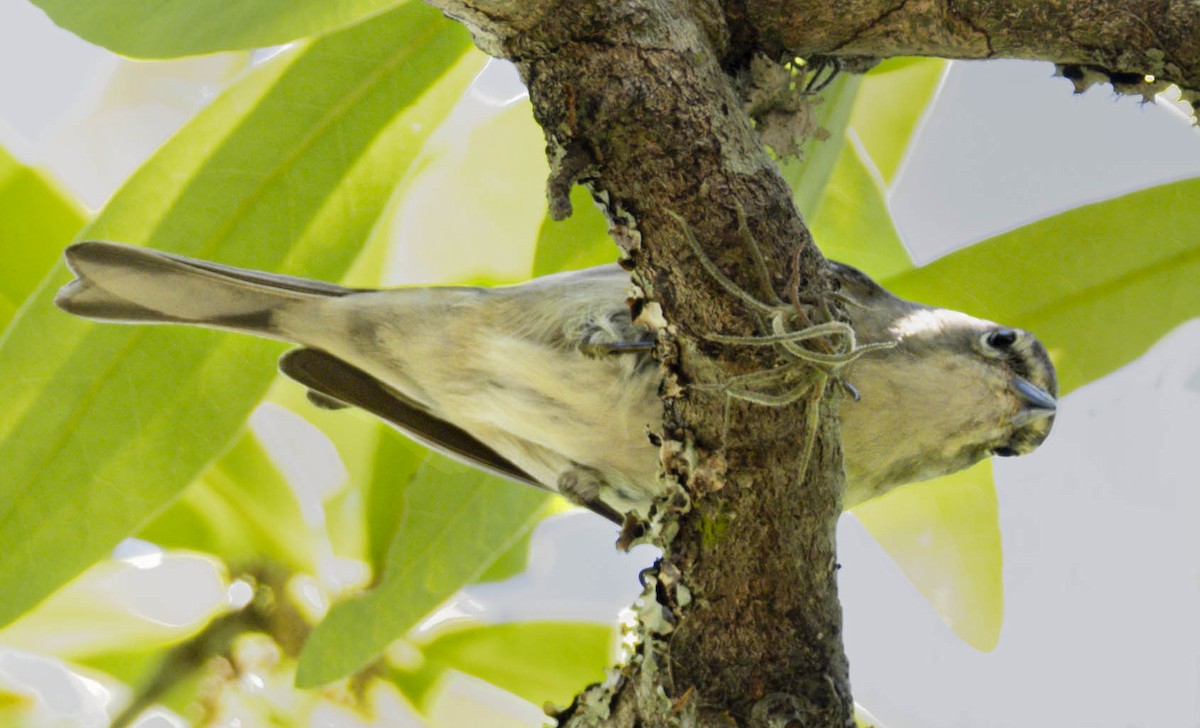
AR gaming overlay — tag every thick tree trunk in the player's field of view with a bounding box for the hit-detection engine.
[498,4,852,725]
[421,0,1200,725]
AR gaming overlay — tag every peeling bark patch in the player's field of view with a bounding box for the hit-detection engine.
[1057,62,1174,103]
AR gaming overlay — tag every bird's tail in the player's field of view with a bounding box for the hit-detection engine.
[55,241,353,338]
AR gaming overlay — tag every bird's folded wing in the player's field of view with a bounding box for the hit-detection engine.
[278,347,544,488]
[279,349,625,525]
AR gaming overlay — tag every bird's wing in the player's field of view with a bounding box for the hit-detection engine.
[277,348,623,524]
[279,348,538,486]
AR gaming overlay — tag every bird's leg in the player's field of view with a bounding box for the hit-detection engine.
[579,340,655,357]
[557,464,626,523]
[577,310,657,358]
[803,57,842,95]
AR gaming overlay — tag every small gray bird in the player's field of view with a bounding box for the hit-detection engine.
[55,241,1057,522]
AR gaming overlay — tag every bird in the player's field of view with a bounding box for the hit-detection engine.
[55,241,1057,523]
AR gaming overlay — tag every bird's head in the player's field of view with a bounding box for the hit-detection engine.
[829,262,1057,507]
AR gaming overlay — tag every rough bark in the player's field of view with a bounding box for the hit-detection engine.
[496,5,851,725]
[418,0,1200,726]
[443,2,853,724]
[437,0,1200,100]
[743,0,1200,93]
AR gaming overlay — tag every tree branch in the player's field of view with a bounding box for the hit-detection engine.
[748,0,1200,88]
[442,0,1200,102]
[426,1,853,725]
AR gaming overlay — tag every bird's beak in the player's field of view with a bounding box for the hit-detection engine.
[1010,376,1057,426]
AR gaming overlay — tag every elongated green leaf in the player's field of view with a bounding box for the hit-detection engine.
[811,140,913,279]
[31,0,407,58]
[842,171,993,654]
[264,192,412,567]
[397,99,549,285]
[853,461,1003,651]
[310,96,564,576]
[886,175,1200,395]
[360,430,433,573]
[475,521,549,584]
[801,60,995,656]
[532,185,614,277]
[137,429,316,572]
[780,72,863,219]
[316,167,551,582]
[0,3,480,628]
[795,59,945,273]
[418,622,613,707]
[849,58,947,185]
[270,113,559,586]
[296,461,554,687]
[797,60,978,652]
[0,552,228,658]
[0,147,86,331]
[280,379,558,586]
[858,175,1200,650]
[265,200,419,571]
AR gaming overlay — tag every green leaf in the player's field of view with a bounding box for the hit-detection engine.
[82,648,208,721]
[0,3,480,629]
[848,58,947,186]
[797,61,979,654]
[858,175,1200,650]
[474,525,540,584]
[532,185,615,277]
[75,649,163,694]
[294,96,573,582]
[276,386,548,585]
[0,147,86,331]
[780,72,863,219]
[419,621,614,707]
[396,99,549,285]
[810,140,913,279]
[30,0,407,58]
[296,461,554,687]
[137,429,316,572]
[0,552,229,658]
[265,188,420,567]
[885,175,1200,396]
[852,461,1003,651]
[265,378,426,573]
[791,59,945,275]
[360,430,433,574]
[385,649,448,709]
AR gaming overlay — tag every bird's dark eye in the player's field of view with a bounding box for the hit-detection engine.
[986,329,1018,351]
[992,446,1019,457]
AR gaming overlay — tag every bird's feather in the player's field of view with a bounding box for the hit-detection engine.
[278,348,624,523]
[57,241,351,331]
